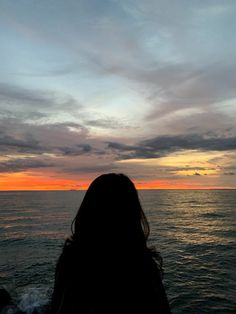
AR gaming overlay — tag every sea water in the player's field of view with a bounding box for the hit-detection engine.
[0,190,235,313]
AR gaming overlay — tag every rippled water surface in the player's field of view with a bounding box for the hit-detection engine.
[0,190,236,313]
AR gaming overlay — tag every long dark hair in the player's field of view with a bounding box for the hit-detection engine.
[66,173,161,264]
[70,174,148,248]
[50,173,166,314]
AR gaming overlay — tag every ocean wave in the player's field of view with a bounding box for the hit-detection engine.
[0,286,51,314]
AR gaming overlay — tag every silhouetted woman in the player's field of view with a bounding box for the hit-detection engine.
[50,173,171,313]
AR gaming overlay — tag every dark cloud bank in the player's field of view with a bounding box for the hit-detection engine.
[1,114,236,175]
[108,134,236,159]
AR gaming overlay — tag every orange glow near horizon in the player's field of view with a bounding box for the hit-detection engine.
[0,172,235,191]
[0,173,89,191]
[133,180,235,190]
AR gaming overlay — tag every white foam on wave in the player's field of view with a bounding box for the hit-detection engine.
[17,286,49,314]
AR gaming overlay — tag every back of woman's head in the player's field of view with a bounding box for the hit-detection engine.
[71,173,149,252]
[51,174,166,314]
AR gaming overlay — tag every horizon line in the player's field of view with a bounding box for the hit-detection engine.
[0,188,235,192]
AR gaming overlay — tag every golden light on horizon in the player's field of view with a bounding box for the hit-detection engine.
[117,150,225,177]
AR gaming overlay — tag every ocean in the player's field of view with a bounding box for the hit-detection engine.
[0,190,235,313]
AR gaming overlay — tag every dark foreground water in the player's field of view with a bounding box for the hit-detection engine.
[0,190,236,313]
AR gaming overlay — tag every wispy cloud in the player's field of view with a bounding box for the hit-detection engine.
[0,83,83,122]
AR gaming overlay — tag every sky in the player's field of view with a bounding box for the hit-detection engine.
[0,0,236,190]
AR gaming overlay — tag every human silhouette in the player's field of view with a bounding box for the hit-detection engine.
[50,173,171,313]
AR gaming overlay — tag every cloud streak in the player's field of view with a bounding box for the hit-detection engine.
[108,134,236,159]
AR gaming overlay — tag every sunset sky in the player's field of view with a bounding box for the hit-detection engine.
[0,0,236,190]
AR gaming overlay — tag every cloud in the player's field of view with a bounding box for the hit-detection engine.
[94,59,236,120]
[141,134,236,152]
[64,163,119,174]
[0,133,42,153]
[107,134,236,159]
[58,144,92,156]
[152,111,236,138]
[0,83,80,108]
[0,118,94,156]
[84,118,131,130]
[0,158,55,173]
[168,166,216,172]
[146,62,236,119]
[107,142,157,159]
[0,83,82,123]
[0,117,117,175]
[1,1,236,129]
